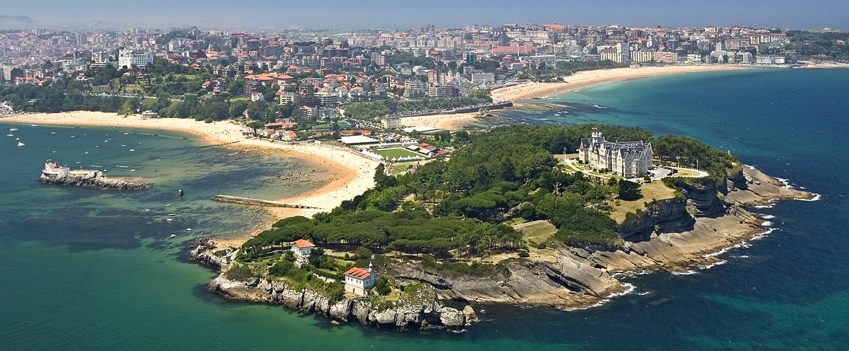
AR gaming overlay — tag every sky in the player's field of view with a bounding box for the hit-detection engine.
[1,0,847,30]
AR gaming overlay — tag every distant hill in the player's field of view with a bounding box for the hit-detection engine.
[0,14,35,29]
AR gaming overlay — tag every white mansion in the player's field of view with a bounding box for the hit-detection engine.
[577,131,653,178]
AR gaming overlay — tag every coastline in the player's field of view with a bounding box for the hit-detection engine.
[1,111,379,247]
[491,65,753,102]
[399,65,755,128]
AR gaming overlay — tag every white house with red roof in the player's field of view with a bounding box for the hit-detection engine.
[344,262,377,296]
[291,239,315,266]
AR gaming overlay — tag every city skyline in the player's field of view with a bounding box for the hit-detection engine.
[1,0,848,30]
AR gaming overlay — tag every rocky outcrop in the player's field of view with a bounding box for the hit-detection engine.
[391,253,624,309]
[618,198,695,242]
[187,239,237,270]
[204,273,469,331]
[39,172,148,190]
[673,178,725,217]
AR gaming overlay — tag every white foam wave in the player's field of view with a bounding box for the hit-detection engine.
[671,269,698,276]
[796,193,821,202]
[564,283,637,311]
[760,215,775,219]
[698,259,728,270]
[762,221,774,227]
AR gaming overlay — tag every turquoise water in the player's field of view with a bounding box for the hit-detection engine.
[3,69,849,350]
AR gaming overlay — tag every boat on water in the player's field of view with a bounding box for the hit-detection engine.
[17,142,25,147]
[6,133,13,137]
[9,128,18,132]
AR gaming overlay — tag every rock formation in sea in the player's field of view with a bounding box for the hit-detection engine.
[39,171,148,190]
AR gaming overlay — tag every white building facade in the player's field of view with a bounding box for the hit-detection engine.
[343,263,376,296]
[118,49,154,69]
[578,131,653,178]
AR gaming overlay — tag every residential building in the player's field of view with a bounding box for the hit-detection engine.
[344,263,377,296]
[291,239,316,266]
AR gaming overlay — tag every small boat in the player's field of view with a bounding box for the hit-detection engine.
[169,234,177,238]
[5,133,13,137]
[17,141,25,147]
[129,149,135,152]
[50,132,56,135]
[9,128,18,132]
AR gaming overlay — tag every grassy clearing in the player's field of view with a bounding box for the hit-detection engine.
[373,147,421,159]
[514,220,558,245]
[609,181,677,224]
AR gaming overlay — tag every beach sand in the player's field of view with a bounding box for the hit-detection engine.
[1,111,379,246]
[491,65,750,102]
[395,112,480,131]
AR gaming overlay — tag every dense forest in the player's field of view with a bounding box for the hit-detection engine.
[241,125,736,260]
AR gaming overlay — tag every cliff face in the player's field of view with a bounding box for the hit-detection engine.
[618,198,695,242]
[39,172,148,190]
[390,252,625,308]
[205,273,470,331]
[674,179,725,217]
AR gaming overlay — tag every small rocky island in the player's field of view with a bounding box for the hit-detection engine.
[39,161,148,190]
[188,125,814,333]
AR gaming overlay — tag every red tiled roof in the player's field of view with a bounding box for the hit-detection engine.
[344,267,371,280]
[294,239,315,249]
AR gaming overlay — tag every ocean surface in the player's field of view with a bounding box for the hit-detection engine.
[3,68,848,350]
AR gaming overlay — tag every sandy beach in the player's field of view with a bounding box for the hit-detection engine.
[1,111,379,246]
[395,112,480,131]
[491,65,750,102]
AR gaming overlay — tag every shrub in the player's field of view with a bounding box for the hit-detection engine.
[374,276,392,295]
[224,264,254,281]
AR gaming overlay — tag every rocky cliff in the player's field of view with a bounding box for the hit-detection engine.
[206,273,471,331]
[618,198,695,242]
[391,251,625,309]
[189,239,471,331]
[39,172,148,190]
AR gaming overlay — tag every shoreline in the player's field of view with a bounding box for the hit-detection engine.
[401,65,755,127]
[1,112,379,247]
[491,65,754,102]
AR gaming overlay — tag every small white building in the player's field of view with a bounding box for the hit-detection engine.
[343,263,377,296]
[291,239,315,266]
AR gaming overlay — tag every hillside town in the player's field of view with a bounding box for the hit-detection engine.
[0,24,843,146]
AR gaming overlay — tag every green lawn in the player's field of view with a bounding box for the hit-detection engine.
[373,148,421,159]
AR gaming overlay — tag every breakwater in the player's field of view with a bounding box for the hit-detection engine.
[212,194,320,209]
